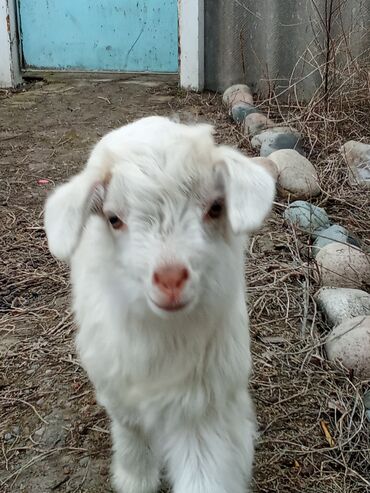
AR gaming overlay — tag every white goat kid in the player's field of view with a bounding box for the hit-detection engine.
[44,116,275,493]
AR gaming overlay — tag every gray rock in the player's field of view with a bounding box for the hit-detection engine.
[251,127,304,157]
[231,102,259,124]
[315,287,370,326]
[223,84,253,107]
[260,134,304,157]
[312,224,359,257]
[316,243,370,289]
[283,201,330,236]
[251,126,301,145]
[326,315,370,378]
[244,113,274,137]
[364,390,370,409]
[269,149,320,199]
[229,90,253,106]
[340,140,370,188]
[4,432,13,442]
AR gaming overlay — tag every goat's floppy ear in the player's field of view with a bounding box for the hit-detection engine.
[219,146,276,234]
[44,170,105,261]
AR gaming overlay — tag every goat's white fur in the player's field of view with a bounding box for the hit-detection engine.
[44,116,275,493]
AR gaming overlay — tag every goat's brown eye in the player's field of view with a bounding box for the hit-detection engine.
[108,215,124,230]
[206,199,224,220]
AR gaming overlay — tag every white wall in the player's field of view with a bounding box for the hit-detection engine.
[0,0,22,87]
[179,0,204,91]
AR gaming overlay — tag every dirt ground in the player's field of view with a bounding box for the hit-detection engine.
[1,73,369,493]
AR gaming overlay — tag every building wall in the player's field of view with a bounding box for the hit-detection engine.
[204,0,370,100]
[0,0,22,87]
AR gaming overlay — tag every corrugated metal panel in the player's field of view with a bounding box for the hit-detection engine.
[205,0,370,100]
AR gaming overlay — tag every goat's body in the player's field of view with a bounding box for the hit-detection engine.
[72,217,256,493]
[45,116,275,493]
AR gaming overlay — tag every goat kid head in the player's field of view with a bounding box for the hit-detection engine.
[44,117,275,317]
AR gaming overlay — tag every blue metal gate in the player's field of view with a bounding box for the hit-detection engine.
[17,0,178,72]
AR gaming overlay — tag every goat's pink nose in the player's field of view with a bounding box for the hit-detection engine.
[153,264,189,296]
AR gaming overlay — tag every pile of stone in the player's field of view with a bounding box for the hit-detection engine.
[340,140,370,188]
[223,84,319,200]
[223,84,370,394]
[284,200,370,380]
[223,84,304,155]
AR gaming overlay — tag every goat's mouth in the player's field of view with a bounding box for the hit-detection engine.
[151,300,189,312]
[148,294,191,314]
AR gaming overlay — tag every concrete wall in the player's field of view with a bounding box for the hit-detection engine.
[204,0,370,100]
[0,0,22,87]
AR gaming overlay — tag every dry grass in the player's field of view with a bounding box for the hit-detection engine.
[0,70,369,492]
[246,61,370,493]
[247,217,370,493]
